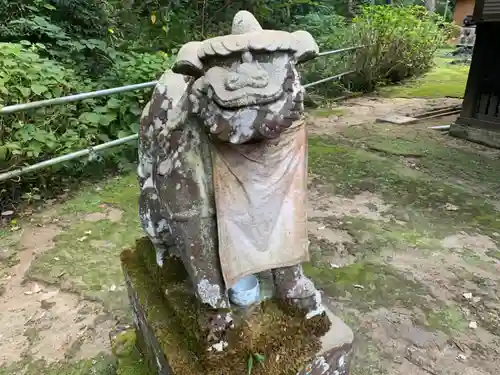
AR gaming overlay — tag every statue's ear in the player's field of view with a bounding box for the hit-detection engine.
[292,31,319,63]
[172,41,205,77]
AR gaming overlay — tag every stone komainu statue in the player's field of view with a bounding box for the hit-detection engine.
[137,11,326,351]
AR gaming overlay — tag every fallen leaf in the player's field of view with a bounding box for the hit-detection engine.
[33,284,42,294]
[469,321,478,329]
[444,203,459,211]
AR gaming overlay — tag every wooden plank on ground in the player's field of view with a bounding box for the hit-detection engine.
[375,114,418,125]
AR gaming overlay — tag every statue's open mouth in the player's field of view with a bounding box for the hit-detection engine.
[205,66,285,109]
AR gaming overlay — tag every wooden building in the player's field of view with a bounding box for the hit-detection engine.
[454,0,476,25]
[451,0,500,147]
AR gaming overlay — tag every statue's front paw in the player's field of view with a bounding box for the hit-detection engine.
[275,271,326,320]
[205,311,234,353]
[290,289,325,320]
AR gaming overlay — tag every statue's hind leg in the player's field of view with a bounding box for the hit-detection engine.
[273,264,325,319]
[139,184,179,265]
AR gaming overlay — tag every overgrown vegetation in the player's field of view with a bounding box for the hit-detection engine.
[0,1,455,211]
[303,5,456,97]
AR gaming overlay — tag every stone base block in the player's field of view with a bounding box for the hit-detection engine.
[120,239,354,375]
[450,123,500,149]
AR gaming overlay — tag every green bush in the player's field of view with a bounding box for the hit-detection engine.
[84,51,174,141]
[294,10,356,98]
[350,5,448,92]
[0,43,172,208]
[0,42,87,168]
[297,5,450,97]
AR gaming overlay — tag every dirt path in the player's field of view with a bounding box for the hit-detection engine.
[0,217,117,371]
[1,96,500,374]
[307,96,462,135]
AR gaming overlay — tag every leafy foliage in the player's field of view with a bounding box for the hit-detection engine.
[294,9,357,97]
[350,5,448,91]
[0,43,84,167]
[0,41,172,210]
[298,5,452,96]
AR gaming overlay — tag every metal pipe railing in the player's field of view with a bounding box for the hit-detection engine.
[0,135,138,182]
[318,45,365,57]
[303,70,355,89]
[0,45,361,182]
[0,81,158,115]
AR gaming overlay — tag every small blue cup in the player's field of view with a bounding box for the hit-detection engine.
[228,275,260,307]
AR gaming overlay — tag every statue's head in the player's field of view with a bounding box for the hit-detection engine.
[172,11,319,144]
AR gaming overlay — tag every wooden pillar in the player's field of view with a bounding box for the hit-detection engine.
[460,23,487,119]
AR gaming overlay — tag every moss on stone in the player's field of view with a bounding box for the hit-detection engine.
[111,329,137,358]
[134,237,189,286]
[121,238,327,375]
[116,348,150,375]
[486,249,500,260]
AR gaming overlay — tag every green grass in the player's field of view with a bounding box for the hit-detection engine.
[26,174,142,320]
[379,56,470,99]
[0,354,117,375]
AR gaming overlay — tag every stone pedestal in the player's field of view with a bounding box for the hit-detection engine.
[450,123,500,149]
[120,238,354,375]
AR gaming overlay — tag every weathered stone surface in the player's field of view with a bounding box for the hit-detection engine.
[121,245,354,375]
[457,26,476,47]
[295,309,354,375]
[450,123,500,149]
[136,9,331,353]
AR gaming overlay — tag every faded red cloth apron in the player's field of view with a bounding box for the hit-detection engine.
[212,120,309,288]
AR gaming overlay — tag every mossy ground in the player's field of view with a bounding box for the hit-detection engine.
[379,53,469,99]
